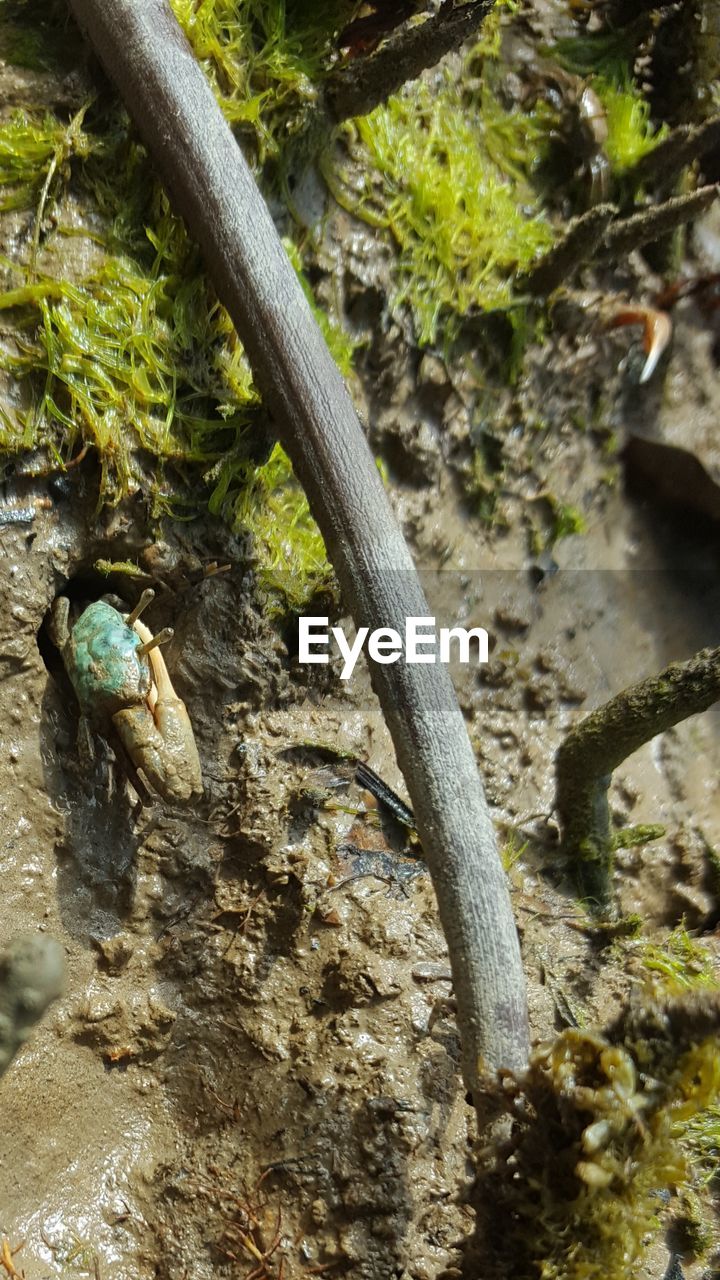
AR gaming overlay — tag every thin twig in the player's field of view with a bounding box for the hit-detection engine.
[518,204,616,296]
[518,186,718,297]
[326,0,496,123]
[626,114,720,189]
[555,647,720,907]
[601,184,719,259]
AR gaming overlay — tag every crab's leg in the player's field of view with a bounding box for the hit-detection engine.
[48,595,70,650]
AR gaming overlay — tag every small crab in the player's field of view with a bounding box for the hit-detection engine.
[50,589,202,805]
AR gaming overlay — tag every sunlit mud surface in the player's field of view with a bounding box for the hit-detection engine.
[1,427,718,1280]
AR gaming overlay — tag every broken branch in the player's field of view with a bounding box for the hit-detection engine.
[555,647,720,907]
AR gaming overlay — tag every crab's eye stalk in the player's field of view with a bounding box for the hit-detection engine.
[136,627,174,657]
[125,588,155,628]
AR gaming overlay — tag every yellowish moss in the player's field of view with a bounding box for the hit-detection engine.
[0,211,257,502]
[0,2,358,609]
[220,442,331,611]
[594,78,667,174]
[168,0,350,163]
[635,926,718,994]
[549,26,667,180]
[471,0,521,61]
[467,993,720,1280]
[325,67,554,346]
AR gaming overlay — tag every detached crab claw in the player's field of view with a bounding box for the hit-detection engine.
[607,305,672,384]
[113,616,203,805]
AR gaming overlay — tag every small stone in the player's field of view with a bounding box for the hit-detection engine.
[311,1197,328,1227]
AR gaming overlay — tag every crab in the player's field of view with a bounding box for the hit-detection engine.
[50,589,202,805]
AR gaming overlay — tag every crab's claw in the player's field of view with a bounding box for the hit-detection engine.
[113,619,203,805]
[113,698,202,804]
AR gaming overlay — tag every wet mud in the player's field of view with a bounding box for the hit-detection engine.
[1,368,719,1280]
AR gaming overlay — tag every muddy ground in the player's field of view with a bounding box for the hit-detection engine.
[2,4,720,1280]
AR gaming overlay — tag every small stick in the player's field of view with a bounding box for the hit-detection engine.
[601,185,719,259]
[517,204,616,296]
[326,0,496,124]
[626,114,720,189]
[355,759,416,832]
[555,646,720,907]
[518,188,718,298]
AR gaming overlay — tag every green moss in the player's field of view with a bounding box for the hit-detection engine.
[0,2,357,611]
[94,559,153,582]
[209,441,332,612]
[501,831,528,871]
[0,225,257,502]
[325,64,554,346]
[549,26,667,187]
[611,823,665,851]
[471,0,521,61]
[594,78,667,174]
[0,101,95,297]
[468,999,720,1280]
[627,929,720,1200]
[551,28,642,83]
[169,0,352,163]
[550,499,586,542]
[684,1102,720,1188]
[635,925,718,994]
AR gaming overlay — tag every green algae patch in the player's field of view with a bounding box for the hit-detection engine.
[0,197,258,503]
[216,442,332,612]
[594,78,667,175]
[636,925,719,994]
[0,0,358,610]
[169,0,351,163]
[628,929,720,1202]
[550,29,667,180]
[325,68,555,347]
[0,111,90,212]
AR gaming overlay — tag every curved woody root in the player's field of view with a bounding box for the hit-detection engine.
[555,646,720,906]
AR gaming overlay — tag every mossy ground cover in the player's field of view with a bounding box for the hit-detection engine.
[550,23,668,181]
[324,58,556,348]
[0,0,353,605]
[467,922,720,1280]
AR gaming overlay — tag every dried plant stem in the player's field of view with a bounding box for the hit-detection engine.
[519,187,718,297]
[326,0,496,123]
[626,114,720,188]
[556,647,720,906]
[518,204,616,296]
[601,185,719,259]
